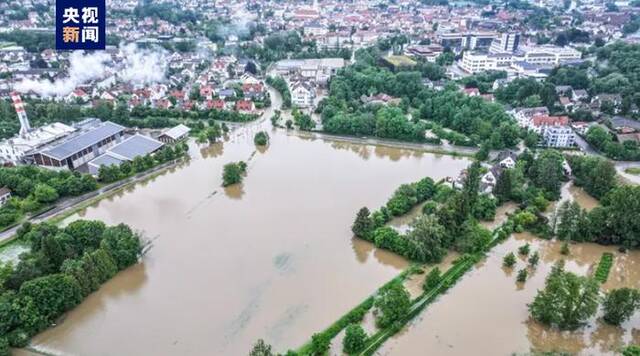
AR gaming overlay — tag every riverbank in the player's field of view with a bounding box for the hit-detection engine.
[285,130,479,158]
[0,155,189,250]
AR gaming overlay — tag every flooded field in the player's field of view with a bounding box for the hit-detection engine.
[378,230,640,356]
[25,121,471,356]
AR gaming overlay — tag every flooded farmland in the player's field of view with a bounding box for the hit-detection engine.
[24,120,471,356]
[378,230,640,356]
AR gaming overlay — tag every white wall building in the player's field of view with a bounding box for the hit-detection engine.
[290,81,316,108]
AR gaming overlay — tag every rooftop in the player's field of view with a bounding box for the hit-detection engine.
[108,134,164,161]
[40,121,125,160]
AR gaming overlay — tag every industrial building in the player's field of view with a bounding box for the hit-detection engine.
[24,119,126,170]
[87,134,164,175]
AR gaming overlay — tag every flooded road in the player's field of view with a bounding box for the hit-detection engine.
[26,120,471,355]
[378,231,640,356]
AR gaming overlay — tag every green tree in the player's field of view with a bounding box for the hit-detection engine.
[529,262,600,330]
[249,339,273,356]
[254,131,269,146]
[352,207,373,240]
[423,267,441,291]
[222,162,246,187]
[405,215,447,263]
[33,184,58,204]
[529,150,565,200]
[374,282,410,328]
[602,288,640,325]
[503,252,516,268]
[517,268,528,282]
[343,324,367,354]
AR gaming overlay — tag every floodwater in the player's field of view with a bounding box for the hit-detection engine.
[25,119,471,356]
[378,232,640,356]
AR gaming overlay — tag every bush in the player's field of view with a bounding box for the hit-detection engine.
[222,161,247,187]
[518,243,530,256]
[254,131,269,146]
[374,282,410,329]
[423,267,441,291]
[528,251,540,267]
[603,288,640,325]
[516,268,528,283]
[594,252,613,283]
[343,324,367,354]
[503,252,516,268]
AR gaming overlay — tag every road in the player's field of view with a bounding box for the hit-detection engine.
[0,159,184,246]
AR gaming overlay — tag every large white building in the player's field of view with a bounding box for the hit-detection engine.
[0,123,76,165]
[489,33,521,53]
[459,45,582,74]
[460,51,513,73]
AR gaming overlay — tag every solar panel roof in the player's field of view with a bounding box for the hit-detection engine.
[41,121,125,160]
[108,134,163,160]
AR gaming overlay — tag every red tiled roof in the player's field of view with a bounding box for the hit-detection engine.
[532,115,570,127]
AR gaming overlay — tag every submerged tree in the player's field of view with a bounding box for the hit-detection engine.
[343,324,367,354]
[529,262,599,330]
[374,282,410,328]
[249,339,273,356]
[254,131,270,146]
[603,288,640,326]
[222,161,247,187]
[352,207,373,240]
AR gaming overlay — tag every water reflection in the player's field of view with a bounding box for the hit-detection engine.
[224,183,245,200]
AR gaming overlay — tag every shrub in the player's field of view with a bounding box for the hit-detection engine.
[594,252,613,283]
[423,267,441,291]
[343,324,367,354]
[503,252,516,268]
[603,288,640,325]
[528,251,540,267]
[518,243,530,256]
[254,131,269,146]
[517,268,528,282]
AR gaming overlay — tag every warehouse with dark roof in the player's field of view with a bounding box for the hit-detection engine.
[25,120,126,170]
[87,134,164,176]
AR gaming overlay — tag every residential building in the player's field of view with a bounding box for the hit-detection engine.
[290,80,316,108]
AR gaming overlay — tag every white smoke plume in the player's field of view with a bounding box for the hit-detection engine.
[118,43,167,85]
[15,43,168,98]
[15,50,111,97]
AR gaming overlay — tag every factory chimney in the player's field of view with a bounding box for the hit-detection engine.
[10,92,31,137]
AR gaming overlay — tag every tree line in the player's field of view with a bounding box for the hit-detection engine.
[0,220,142,353]
[98,143,189,183]
[0,167,98,230]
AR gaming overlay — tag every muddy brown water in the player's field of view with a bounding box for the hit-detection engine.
[378,230,640,356]
[24,122,471,356]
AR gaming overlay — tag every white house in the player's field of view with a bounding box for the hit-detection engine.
[290,80,316,108]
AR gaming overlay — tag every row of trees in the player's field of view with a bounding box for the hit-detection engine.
[265,76,291,109]
[0,220,142,350]
[554,184,640,247]
[586,126,640,161]
[0,167,98,229]
[98,143,189,183]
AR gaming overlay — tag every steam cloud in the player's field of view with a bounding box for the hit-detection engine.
[15,44,168,98]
